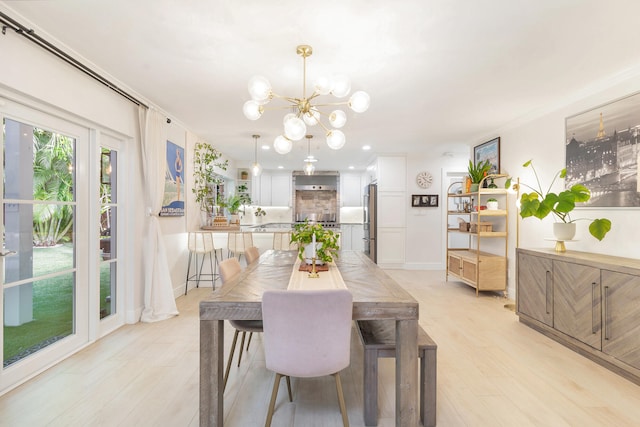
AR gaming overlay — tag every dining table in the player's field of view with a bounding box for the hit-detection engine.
[199,250,420,426]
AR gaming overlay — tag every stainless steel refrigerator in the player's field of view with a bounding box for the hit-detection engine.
[363,183,377,263]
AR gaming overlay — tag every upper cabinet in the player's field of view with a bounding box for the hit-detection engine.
[341,173,364,207]
[253,171,291,206]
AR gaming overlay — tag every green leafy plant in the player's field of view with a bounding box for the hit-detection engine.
[290,220,340,264]
[468,159,491,184]
[487,198,498,202]
[513,160,611,241]
[192,142,228,213]
[225,194,242,215]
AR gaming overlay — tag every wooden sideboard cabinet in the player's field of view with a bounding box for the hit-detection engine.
[516,248,640,385]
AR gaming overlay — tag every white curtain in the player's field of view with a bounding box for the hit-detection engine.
[139,106,179,322]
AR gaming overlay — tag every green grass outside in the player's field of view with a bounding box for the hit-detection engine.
[3,244,112,365]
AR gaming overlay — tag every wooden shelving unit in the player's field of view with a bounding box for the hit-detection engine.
[446,174,509,296]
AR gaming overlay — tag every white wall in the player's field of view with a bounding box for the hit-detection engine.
[498,70,640,296]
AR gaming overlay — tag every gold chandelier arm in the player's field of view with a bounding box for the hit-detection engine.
[312,101,350,107]
[314,116,331,134]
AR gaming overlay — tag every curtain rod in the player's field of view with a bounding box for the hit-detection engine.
[0,10,149,109]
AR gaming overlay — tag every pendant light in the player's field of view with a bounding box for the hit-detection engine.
[304,135,316,175]
[251,134,262,176]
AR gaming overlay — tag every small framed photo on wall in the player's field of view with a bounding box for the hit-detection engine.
[412,195,421,206]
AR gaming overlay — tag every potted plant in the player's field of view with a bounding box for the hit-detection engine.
[226,194,242,224]
[510,160,611,241]
[192,142,228,223]
[254,207,267,223]
[467,159,491,192]
[486,198,499,210]
[290,220,340,264]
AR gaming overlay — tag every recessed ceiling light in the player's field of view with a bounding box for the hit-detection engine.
[362,145,371,151]
[348,166,355,169]
[261,145,270,150]
[277,165,284,169]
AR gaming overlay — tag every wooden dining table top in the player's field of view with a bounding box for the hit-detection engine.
[199,250,419,321]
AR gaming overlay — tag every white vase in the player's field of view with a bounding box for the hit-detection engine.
[304,243,324,265]
[553,222,576,241]
[487,201,499,210]
[229,214,239,225]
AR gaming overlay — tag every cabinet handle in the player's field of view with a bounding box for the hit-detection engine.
[604,285,610,340]
[545,270,551,314]
[591,281,598,334]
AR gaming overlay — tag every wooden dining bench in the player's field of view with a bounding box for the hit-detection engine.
[356,319,437,427]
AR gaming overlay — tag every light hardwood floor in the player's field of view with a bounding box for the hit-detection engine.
[2,269,640,426]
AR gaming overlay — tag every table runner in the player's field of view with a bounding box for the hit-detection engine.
[286,258,347,290]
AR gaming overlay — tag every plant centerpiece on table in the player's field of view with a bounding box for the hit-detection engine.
[510,160,611,241]
[467,159,491,192]
[192,142,228,218]
[290,220,340,264]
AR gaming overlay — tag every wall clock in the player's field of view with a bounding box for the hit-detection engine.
[416,171,433,189]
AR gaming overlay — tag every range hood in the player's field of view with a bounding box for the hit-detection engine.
[293,171,339,190]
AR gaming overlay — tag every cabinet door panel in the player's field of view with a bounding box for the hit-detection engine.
[602,270,640,370]
[517,253,553,326]
[553,261,601,350]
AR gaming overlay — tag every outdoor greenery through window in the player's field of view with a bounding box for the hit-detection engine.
[3,118,76,367]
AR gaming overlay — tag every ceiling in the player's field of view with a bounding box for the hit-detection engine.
[3,0,640,172]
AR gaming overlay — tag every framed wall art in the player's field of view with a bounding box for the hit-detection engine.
[411,194,439,207]
[565,91,640,207]
[474,137,500,174]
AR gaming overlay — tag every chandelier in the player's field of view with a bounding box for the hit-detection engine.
[304,135,316,175]
[242,45,370,154]
[251,134,262,176]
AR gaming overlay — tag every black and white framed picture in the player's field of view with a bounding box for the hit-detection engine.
[566,91,640,207]
[412,194,439,207]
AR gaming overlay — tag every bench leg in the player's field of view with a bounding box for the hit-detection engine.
[363,348,379,426]
[420,348,437,427]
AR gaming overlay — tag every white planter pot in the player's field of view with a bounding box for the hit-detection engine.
[229,214,239,225]
[553,222,576,241]
[486,201,499,210]
[304,243,324,265]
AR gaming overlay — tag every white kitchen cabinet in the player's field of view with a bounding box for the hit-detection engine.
[341,173,363,207]
[253,172,291,206]
[271,173,291,206]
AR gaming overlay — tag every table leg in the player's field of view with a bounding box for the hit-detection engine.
[200,319,224,426]
[396,319,418,426]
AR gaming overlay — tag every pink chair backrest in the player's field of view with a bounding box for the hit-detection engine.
[219,258,242,283]
[245,246,260,264]
[262,289,353,378]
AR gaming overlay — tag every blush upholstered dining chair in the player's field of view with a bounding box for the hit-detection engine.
[244,246,260,264]
[218,257,264,391]
[261,289,353,427]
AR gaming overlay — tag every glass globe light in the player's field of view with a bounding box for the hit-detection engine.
[243,100,263,120]
[251,162,263,177]
[248,76,271,102]
[329,110,347,128]
[284,116,306,141]
[283,112,296,125]
[314,76,334,95]
[304,161,315,175]
[349,91,370,113]
[331,75,351,98]
[302,108,320,126]
[326,129,346,150]
[273,135,293,154]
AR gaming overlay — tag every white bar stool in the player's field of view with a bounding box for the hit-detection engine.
[185,231,218,294]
